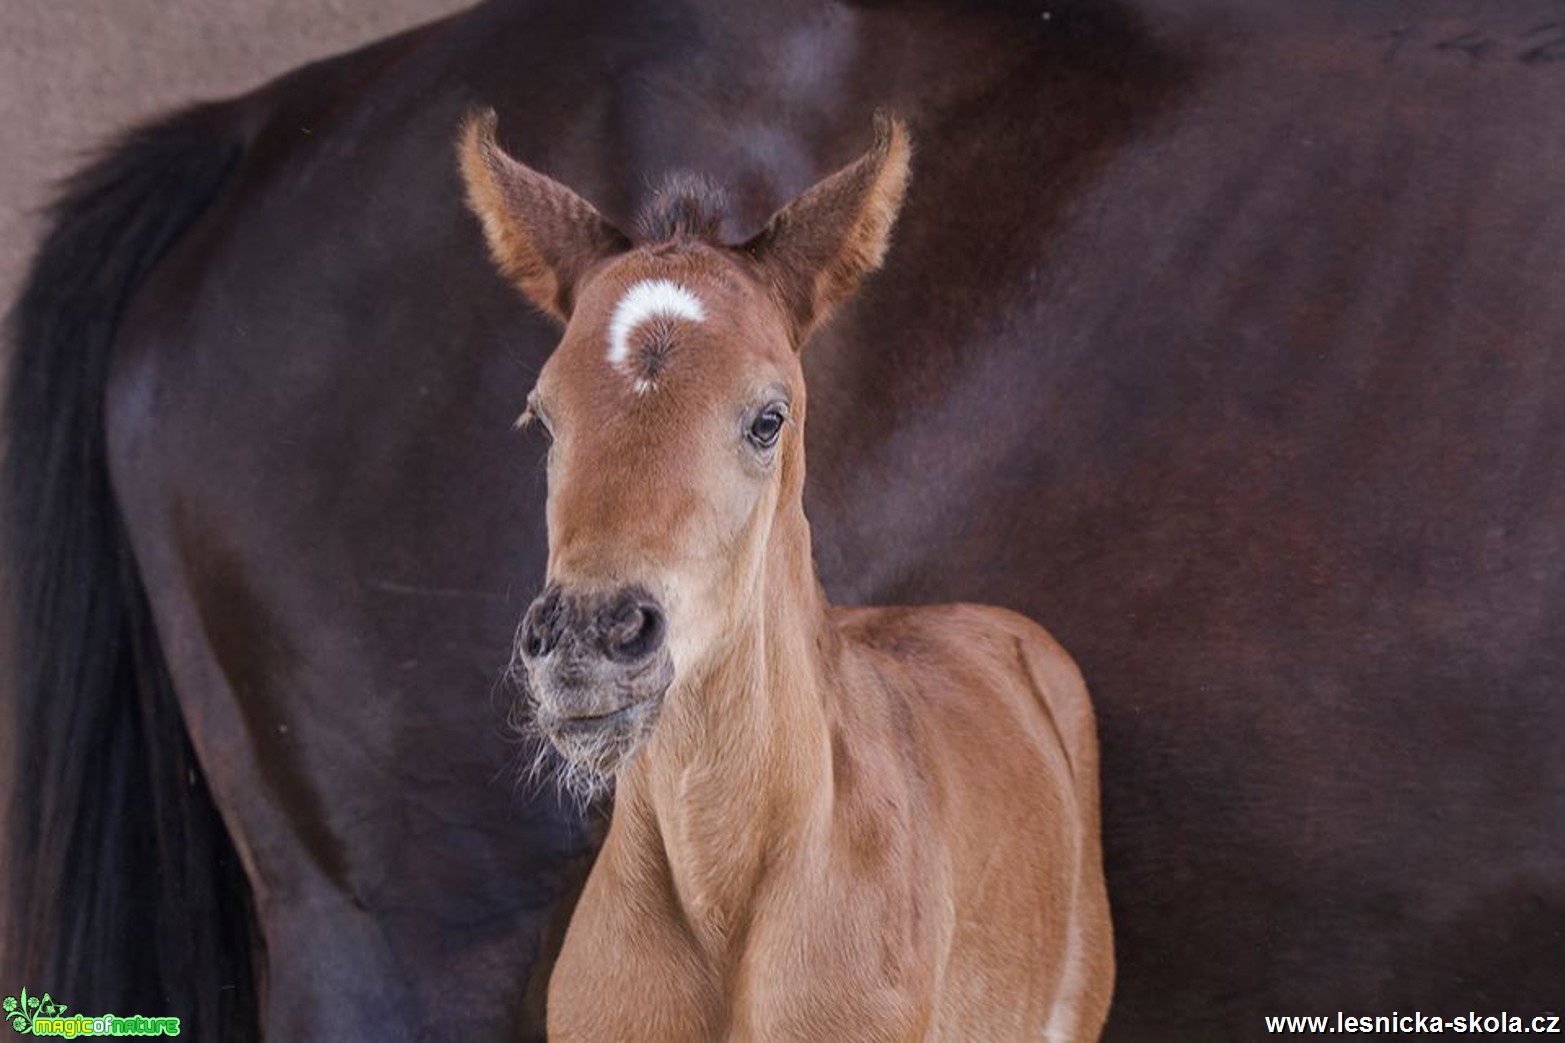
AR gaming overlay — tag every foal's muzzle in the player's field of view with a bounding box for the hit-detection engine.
[516,584,673,771]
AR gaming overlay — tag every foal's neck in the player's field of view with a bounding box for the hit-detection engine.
[621,498,837,948]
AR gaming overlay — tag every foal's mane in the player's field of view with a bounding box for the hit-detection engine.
[634,172,729,246]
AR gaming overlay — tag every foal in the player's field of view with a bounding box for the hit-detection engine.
[462,112,1114,1042]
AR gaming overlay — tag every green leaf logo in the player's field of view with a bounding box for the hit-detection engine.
[2,987,63,1034]
[4,988,31,1034]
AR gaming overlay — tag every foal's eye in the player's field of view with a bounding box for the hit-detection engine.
[747,405,787,450]
[521,395,554,443]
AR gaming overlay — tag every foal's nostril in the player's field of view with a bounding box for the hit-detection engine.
[520,587,564,661]
[523,586,666,667]
[521,624,547,660]
[602,597,666,665]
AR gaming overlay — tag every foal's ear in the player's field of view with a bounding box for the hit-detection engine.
[459,110,631,323]
[743,113,912,343]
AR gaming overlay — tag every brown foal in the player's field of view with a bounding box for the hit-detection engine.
[461,111,1114,1042]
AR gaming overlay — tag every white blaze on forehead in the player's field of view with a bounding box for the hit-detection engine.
[606,279,705,377]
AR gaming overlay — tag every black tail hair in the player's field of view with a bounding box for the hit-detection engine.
[4,104,259,1039]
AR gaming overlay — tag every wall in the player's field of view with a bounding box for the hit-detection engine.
[1,0,474,315]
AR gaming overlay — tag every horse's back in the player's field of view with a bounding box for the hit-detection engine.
[837,603,1098,795]
[834,602,1114,1040]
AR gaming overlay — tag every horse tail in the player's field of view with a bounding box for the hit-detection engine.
[4,104,259,1039]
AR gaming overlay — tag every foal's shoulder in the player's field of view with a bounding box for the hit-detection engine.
[832,602,1095,756]
[833,601,1067,657]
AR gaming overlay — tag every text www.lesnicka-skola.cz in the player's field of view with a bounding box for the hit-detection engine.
[1265,1012,1562,1034]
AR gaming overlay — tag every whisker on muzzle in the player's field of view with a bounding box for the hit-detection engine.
[501,667,616,815]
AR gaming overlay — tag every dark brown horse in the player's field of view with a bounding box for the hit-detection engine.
[6,0,1563,1040]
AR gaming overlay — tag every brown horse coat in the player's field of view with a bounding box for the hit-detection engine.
[463,115,1114,1040]
[559,606,1111,1042]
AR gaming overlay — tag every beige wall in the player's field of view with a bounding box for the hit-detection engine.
[1,0,474,315]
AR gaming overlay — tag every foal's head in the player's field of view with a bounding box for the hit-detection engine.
[461,112,910,784]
